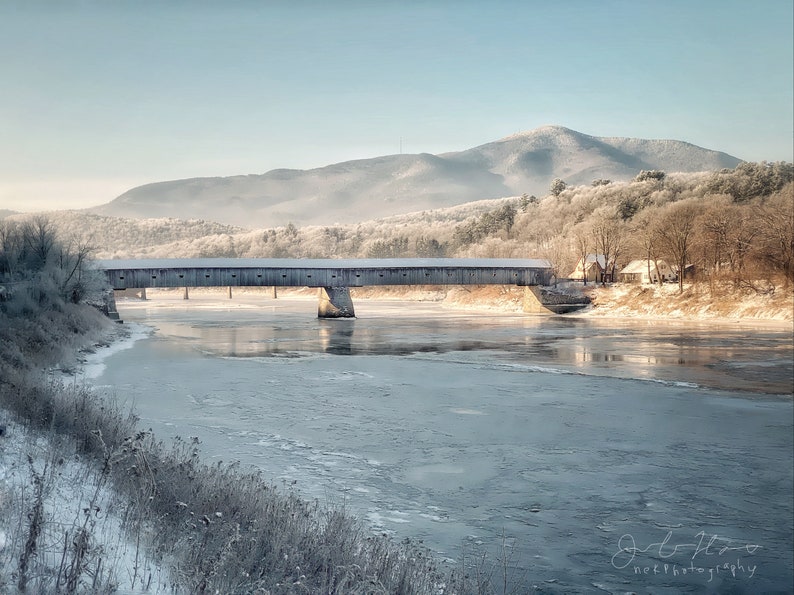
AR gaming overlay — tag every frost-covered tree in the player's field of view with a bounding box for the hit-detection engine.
[550,178,567,197]
[705,161,793,202]
[634,170,666,183]
[756,186,794,289]
[654,199,702,293]
[0,216,106,304]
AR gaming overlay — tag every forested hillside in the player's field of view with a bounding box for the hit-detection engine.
[6,161,793,293]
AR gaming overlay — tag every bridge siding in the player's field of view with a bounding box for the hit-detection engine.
[104,265,551,289]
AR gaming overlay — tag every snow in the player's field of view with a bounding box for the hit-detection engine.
[578,282,794,323]
[0,328,168,593]
[0,417,169,593]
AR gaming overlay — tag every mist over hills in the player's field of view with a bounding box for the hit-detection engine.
[92,126,741,229]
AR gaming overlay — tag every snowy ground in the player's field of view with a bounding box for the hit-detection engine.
[577,281,794,322]
[0,413,170,593]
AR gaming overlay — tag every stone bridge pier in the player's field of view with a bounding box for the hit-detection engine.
[317,287,355,318]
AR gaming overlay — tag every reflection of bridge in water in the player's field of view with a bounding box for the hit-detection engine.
[95,258,556,318]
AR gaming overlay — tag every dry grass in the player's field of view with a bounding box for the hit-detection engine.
[581,281,794,322]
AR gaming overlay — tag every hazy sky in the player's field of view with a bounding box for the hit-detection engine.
[1,0,792,212]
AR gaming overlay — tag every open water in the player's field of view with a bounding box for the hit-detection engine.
[93,293,793,593]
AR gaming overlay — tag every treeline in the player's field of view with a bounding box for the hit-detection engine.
[1,212,246,261]
[8,162,793,293]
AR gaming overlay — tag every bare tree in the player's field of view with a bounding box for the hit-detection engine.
[654,199,703,292]
[57,237,98,302]
[591,207,625,284]
[572,225,591,285]
[696,198,734,293]
[21,216,56,271]
[629,208,665,286]
[539,235,571,285]
[0,220,24,280]
[755,186,794,290]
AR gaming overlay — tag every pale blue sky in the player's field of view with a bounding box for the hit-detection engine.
[1,0,792,211]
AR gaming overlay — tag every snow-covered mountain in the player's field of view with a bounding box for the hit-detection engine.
[92,126,741,228]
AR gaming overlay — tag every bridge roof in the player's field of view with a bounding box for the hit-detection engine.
[95,258,553,270]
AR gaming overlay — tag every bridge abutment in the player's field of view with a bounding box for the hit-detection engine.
[522,286,554,315]
[318,287,355,318]
[105,290,122,322]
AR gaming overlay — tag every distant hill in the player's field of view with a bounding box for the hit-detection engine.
[91,125,742,228]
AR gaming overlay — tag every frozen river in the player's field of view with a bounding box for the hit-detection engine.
[94,293,793,593]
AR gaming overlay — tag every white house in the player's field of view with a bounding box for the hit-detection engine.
[619,259,676,284]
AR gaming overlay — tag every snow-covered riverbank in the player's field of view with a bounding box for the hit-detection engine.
[0,416,169,593]
[577,282,794,323]
[0,323,169,594]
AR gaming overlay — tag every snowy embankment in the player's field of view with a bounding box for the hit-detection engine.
[0,417,169,594]
[2,316,450,594]
[578,282,794,323]
[424,282,794,323]
[0,325,167,594]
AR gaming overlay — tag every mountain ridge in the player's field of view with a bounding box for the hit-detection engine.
[92,126,742,228]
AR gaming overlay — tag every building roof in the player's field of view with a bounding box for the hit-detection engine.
[94,257,554,271]
[583,254,608,268]
[619,259,668,274]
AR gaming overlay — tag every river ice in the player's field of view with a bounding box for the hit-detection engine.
[88,293,793,593]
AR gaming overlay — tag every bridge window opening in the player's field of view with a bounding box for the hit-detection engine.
[282,275,287,278]
[356,274,360,278]
[379,274,383,277]
[307,275,312,278]
[257,274,262,278]
[332,275,337,278]
[151,275,157,279]
[178,274,184,279]
[231,274,237,278]
[119,276,124,280]
[205,274,210,278]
